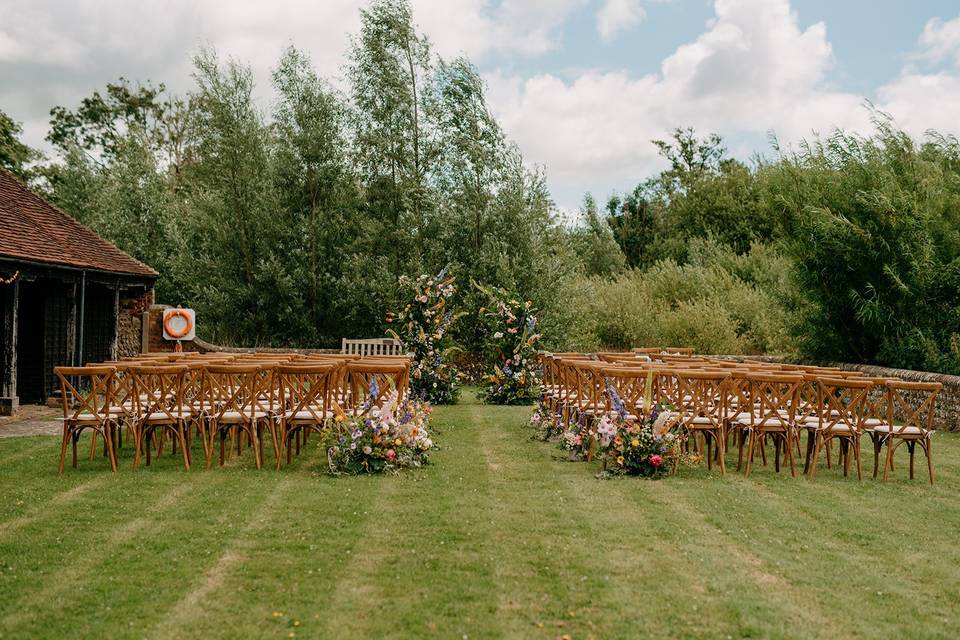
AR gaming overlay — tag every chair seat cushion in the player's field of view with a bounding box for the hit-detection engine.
[284,409,334,421]
[215,410,269,423]
[869,424,928,436]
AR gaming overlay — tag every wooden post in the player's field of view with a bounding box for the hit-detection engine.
[0,279,18,415]
[110,284,120,360]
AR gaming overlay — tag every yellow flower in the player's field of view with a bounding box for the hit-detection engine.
[334,414,346,423]
[394,438,402,446]
[631,438,640,448]
[616,456,625,465]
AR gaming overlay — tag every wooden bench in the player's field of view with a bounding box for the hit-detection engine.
[341,338,405,357]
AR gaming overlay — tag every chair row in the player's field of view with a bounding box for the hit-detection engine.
[538,351,941,483]
[54,352,413,473]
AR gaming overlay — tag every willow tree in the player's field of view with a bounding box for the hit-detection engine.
[348,0,434,286]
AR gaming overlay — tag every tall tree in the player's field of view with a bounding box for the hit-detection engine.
[271,46,370,344]
[348,0,434,283]
[568,193,626,278]
[183,50,284,345]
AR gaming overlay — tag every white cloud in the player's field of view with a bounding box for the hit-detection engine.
[916,16,960,66]
[488,0,870,204]
[597,0,646,43]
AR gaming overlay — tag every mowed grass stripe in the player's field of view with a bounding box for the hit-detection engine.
[176,445,389,639]
[477,403,626,638]
[316,400,503,639]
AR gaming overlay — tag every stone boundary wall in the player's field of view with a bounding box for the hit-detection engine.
[144,304,339,355]
[709,354,960,432]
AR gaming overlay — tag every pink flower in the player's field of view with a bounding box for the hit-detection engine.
[649,454,663,468]
[386,449,397,461]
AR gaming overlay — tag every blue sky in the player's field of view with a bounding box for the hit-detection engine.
[2,0,960,215]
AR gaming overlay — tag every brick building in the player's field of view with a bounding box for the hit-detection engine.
[0,168,157,413]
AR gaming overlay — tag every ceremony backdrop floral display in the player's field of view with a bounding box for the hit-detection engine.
[475,282,542,405]
[387,269,462,404]
[326,379,434,475]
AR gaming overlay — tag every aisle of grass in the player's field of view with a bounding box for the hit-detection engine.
[1,390,959,639]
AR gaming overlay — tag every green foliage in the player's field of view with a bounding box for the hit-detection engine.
[572,239,799,355]
[769,117,960,373]
[568,193,626,278]
[0,109,39,182]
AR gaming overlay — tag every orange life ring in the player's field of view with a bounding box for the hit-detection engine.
[164,309,193,339]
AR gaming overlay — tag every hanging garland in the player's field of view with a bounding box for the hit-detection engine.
[0,270,19,285]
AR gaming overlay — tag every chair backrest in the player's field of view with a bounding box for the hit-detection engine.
[201,365,263,420]
[345,362,407,413]
[886,380,941,434]
[746,373,803,429]
[131,365,189,421]
[54,366,116,423]
[277,364,337,422]
[673,370,730,427]
[817,376,874,432]
[571,361,606,415]
[602,366,651,416]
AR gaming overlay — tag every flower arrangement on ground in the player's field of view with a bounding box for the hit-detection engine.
[474,282,542,405]
[559,414,595,458]
[596,385,684,479]
[529,402,563,441]
[387,268,463,404]
[326,380,434,475]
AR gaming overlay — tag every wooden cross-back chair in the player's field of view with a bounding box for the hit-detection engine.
[202,364,276,470]
[601,366,650,421]
[858,377,895,478]
[673,370,731,474]
[737,373,803,477]
[554,358,592,425]
[275,363,337,468]
[807,376,874,480]
[345,362,407,415]
[54,366,118,473]
[130,364,192,470]
[875,380,941,483]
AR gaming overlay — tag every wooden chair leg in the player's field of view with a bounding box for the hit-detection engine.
[105,427,118,473]
[717,430,726,475]
[883,439,894,481]
[744,431,756,478]
[773,436,781,473]
[871,435,881,479]
[72,432,79,468]
[133,426,143,470]
[704,432,712,471]
[785,433,796,478]
[58,427,70,474]
[736,428,745,472]
[809,434,822,479]
[853,436,862,481]
[907,441,916,480]
[803,430,816,475]
[250,424,262,470]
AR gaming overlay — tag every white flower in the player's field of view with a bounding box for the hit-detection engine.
[493,332,503,338]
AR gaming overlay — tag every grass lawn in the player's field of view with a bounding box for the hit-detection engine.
[1,388,958,639]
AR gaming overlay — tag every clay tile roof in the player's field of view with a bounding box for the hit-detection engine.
[0,167,158,279]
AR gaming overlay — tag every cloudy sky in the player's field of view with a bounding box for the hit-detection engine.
[3,0,960,213]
